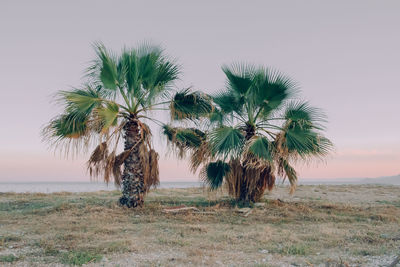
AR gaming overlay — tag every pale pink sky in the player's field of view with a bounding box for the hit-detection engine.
[0,0,399,182]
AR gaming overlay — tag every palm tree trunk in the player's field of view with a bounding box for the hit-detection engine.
[236,124,275,203]
[119,116,145,208]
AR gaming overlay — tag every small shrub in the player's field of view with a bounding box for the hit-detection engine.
[279,244,308,255]
[0,254,19,263]
[60,251,102,266]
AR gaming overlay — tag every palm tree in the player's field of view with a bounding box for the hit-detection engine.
[164,64,333,203]
[43,42,208,208]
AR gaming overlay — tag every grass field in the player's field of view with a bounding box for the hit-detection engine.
[1,185,400,266]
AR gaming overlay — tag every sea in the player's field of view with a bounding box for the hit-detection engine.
[0,177,398,194]
[0,181,204,193]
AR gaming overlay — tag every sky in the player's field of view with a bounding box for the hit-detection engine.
[0,0,399,182]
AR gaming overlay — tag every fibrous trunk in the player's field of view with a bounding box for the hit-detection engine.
[226,159,275,203]
[239,165,275,202]
[119,117,145,208]
[226,125,276,203]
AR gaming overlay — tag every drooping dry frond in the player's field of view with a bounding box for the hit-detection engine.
[277,157,298,194]
[138,121,152,146]
[139,143,160,193]
[112,150,129,184]
[225,159,243,200]
[87,142,108,178]
[147,148,160,189]
[189,142,212,172]
[223,155,276,203]
[104,151,116,184]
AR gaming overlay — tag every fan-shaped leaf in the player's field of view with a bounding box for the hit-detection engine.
[248,136,272,161]
[96,102,119,131]
[170,89,213,120]
[222,63,254,95]
[209,126,244,157]
[95,44,119,90]
[203,161,230,190]
[284,101,326,130]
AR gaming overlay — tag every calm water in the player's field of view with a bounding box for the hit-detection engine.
[1,178,397,194]
[0,181,203,193]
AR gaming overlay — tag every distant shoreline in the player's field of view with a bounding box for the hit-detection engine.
[0,178,399,193]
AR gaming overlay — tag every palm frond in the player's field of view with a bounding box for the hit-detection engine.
[284,127,333,159]
[94,102,120,132]
[200,161,230,190]
[277,158,297,194]
[92,42,119,91]
[222,63,254,95]
[251,68,297,118]
[46,111,89,140]
[59,87,102,115]
[212,90,244,115]
[162,125,206,157]
[87,142,109,178]
[247,136,272,161]
[209,126,245,158]
[284,101,326,130]
[170,89,213,120]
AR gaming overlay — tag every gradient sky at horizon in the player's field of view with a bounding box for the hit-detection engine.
[0,0,399,182]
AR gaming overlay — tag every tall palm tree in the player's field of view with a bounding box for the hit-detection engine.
[43,42,207,208]
[164,64,333,203]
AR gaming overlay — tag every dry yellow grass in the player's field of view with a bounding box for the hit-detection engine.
[0,185,400,266]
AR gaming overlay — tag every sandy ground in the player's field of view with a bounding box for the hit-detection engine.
[1,184,400,267]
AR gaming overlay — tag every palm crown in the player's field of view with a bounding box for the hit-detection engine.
[164,63,333,202]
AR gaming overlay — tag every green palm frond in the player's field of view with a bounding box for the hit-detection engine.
[162,124,176,142]
[59,88,102,115]
[209,126,245,158]
[208,108,226,125]
[201,161,230,190]
[47,111,89,139]
[170,89,213,120]
[119,50,139,95]
[251,68,297,118]
[284,127,332,159]
[162,125,206,151]
[95,102,120,131]
[153,59,180,89]
[284,101,326,130]
[247,136,272,161]
[92,43,119,91]
[175,128,205,148]
[222,63,254,95]
[134,44,180,104]
[212,90,244,115]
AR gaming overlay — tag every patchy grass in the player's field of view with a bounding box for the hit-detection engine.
[60,251,102,266]
[0,254,19,263]
[0,185,399,266]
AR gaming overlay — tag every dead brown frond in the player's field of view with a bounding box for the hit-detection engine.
[147,148,160,189]
[138,121,152,146]
[225,159,243,201]
[189,142,211,173]
[87,142,108,178]
[277,157,298,194]
[104,151,116,185]
[139,143,160,193]
[224,155,276,202]
[163,126,187,159]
